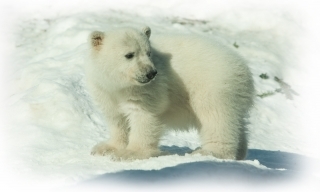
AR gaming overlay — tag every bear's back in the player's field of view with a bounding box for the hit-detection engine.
[150,34,253,98]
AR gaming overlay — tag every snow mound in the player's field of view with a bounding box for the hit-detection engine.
[2,1,320,191]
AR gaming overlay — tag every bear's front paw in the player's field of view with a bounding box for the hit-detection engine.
[91,141,119,156]
[115,149,168,161]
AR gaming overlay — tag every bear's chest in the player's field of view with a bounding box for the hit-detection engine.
[119,99,144,114]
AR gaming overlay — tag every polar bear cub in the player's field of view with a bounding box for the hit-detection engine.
[86,26,254,160]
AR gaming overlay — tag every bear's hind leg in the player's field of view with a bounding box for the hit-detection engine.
[236,126,248,160]
[193,113,246,160]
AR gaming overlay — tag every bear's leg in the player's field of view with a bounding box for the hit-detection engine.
[91,115,129,156]
[116,111,165,160]
[193,111,247,160]
[236,126,248,160]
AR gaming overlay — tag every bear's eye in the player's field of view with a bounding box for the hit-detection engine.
[125,52,134,59]
[147,51,151,57]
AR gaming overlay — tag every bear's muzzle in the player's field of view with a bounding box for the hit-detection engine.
[136,69,157,84]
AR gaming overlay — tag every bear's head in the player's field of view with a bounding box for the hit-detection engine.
[88,26,157,87]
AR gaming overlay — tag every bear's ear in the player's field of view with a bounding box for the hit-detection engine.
[89,31,105,50]
[142,26,151,39]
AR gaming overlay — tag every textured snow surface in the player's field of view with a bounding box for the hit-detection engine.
[1,0,320,191]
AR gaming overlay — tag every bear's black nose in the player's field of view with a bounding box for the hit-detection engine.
[146,70,157,80]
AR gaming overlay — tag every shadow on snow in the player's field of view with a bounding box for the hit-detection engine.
[82,146,310,186]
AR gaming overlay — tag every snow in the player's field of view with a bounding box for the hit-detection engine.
[1,0,320,191]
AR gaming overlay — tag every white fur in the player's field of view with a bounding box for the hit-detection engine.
[86,27,254,160]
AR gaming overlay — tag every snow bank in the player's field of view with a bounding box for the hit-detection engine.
[1,0,320,191]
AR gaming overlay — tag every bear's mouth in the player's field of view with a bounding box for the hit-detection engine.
[136,78,153,84]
